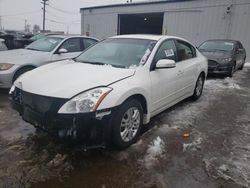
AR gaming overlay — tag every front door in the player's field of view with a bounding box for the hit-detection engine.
[150,39,179,115]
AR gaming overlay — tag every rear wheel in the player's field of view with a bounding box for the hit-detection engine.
[191,73,205,100]
[13,66,35,83]
[112,99,143,149]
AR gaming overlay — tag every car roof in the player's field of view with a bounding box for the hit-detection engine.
[203,39,238,43]
[110,34,189,42]
[45,35,99,41]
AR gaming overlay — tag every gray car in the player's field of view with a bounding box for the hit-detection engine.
[198,39,246,77]
[0,35,98,88]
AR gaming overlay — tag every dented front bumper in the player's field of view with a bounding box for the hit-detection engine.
[11,87,118,149]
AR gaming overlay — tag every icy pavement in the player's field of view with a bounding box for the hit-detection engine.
[0,67,250,188]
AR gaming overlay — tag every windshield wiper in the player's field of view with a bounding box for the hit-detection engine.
[25,48,41,51]
[77,60,126,68]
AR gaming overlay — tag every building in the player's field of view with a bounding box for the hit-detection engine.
[80,0,250,60]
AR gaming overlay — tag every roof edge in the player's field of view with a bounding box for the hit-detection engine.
[80,0,195,11]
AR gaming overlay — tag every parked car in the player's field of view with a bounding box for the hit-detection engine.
[29,33,60,42]
[13,32,34,49]
[198,39,246,77]
[0,35,98,88]
[0,39,8,51]
[10,35,207,149]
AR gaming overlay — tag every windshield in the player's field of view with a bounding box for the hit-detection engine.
[76,38,156,68]
[25,37,63,52]
[30,34,45,41]
[199,41,234,52]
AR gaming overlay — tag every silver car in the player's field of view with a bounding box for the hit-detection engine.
[0,35,98,88]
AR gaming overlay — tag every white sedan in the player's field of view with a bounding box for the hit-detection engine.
[0,35,98,88]
[11,35,207,149]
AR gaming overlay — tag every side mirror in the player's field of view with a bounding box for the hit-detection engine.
[156,59,176,69]
[58,48,68,54]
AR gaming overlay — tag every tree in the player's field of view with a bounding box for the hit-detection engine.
[33,24,40,34]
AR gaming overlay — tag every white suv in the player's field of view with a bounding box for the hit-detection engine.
[11,35,207,149]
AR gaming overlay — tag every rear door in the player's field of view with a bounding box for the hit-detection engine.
[175,40,200,98]
[51,38,83,61]
[150,39,179,114]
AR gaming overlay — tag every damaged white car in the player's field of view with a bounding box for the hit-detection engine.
[10,35,207,149]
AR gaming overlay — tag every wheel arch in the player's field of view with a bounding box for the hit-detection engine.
[12,65,37,83]
[121,94,148,115]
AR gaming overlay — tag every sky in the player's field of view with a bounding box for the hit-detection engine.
[0,0,147,34]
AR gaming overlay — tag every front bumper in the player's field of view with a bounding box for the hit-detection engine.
[0,71,14,88]
[11,88,118,149]
[207,60,232,74]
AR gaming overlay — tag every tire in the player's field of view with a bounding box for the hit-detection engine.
[239,57,246,70]
[227,64,235,78]
[13,66,34,83]
[112,99,143,149]
[191,73,205,100]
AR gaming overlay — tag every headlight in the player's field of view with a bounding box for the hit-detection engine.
[0,63,14,71]
[221,58,232,63]
[58,87,113,114]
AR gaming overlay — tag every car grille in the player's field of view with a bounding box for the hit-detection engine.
[12,87,66,115]
[208,60,218,67]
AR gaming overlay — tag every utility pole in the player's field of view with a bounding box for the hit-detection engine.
[0,16,2,31]
[42,0,48,32]
[25,19,27,32]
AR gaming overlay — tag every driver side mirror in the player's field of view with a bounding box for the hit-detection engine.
[58,48,68,54]
[156,59,176,69]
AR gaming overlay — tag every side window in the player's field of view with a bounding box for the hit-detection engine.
[238,42,243,49]
[154,40,177,63]
[83,39,97,49]
[176,40,196,62]
[60,38,81,53]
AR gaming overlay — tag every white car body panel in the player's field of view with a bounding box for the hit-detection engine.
[13,35,208,125]
[16,60,135,98]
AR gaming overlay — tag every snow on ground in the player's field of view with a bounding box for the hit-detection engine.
[244,62,250,67]
[144,136,165,169]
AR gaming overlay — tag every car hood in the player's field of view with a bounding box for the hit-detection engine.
[15,60,136,98]
[200,50,231,61]
[0,49,50,64]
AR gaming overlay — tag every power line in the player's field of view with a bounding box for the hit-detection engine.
[47,2,79,15]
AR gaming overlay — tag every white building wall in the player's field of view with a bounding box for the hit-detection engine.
[81,0,250,60]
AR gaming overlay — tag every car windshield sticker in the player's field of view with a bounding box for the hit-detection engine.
[140,49,151,65]
[49,39,58,44]
[164,49,174,57]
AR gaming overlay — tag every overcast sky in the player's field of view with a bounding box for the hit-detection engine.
[0,0,146,34]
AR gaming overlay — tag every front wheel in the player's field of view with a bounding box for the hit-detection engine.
[227,64,235,77]
[191,73,205,100]
[112,99,143,149]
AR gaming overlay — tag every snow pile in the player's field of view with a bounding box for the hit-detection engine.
[183,135,202,152]
[244,62,250,67]
[205,77,241,90]
[144,137,165,169]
